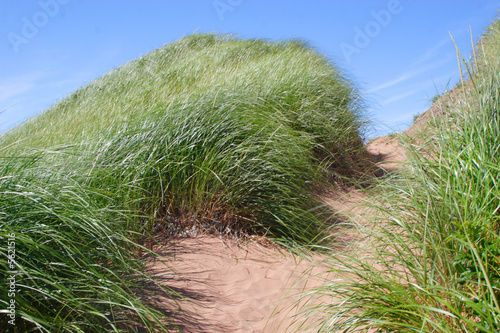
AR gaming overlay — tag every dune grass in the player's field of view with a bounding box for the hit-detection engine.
[301,17,500,333]
[0,149,174,332]
[2,34,366,244]
[0,34,366,331]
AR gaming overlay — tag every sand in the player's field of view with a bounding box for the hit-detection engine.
[145,236,332,332]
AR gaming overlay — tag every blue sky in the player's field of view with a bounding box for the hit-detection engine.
[1,1,498,138]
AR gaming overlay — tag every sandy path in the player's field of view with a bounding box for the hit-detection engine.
[144,136,404,332]
[146,237,331,332]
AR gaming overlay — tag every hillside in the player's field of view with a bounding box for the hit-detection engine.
[1,34,368,245]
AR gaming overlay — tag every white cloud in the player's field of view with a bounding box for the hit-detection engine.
[0,82,32,104]
[381,90,418,105]
[367,72,416,94]
[411,37,452,67]
[0,72,47,104]
[367,58,451,94]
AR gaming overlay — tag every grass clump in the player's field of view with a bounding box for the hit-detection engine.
[0,34,366,330]
[302,17,500,333]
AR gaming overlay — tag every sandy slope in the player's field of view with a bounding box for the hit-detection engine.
[145,137,404,333]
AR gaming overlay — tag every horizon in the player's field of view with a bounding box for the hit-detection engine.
[1,0,499,138]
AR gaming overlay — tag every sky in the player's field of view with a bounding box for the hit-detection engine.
[1,0,499,138]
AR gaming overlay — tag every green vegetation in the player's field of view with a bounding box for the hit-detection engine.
[412,112,421,123]
[431,93,441,104]
[303,16,500,332]
[387,131,399,139]
[0,150,171,332]
[0,34,366,331]
[3,34,366,244]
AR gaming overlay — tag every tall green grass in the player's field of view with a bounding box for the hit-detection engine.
[0,149,172,332]
[2,34,366,245]
[301,18,500,333]
[1,34,366,331]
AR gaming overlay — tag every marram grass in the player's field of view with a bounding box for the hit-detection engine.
[0,34,366,331]
[0,149,173,332]
[2,33,367,244]
[300,17,500,333]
